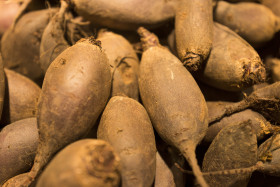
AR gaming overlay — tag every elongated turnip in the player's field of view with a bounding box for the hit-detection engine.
[69,0,177,30]
[138,27,209,187]
[175,0,213,71]
[3,37,112,187]
[214,1,280,47]
[97,96,156,187]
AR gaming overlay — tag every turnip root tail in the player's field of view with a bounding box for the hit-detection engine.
[137,27,160,51]
[203,163,259,176]
[209,100,249,123]
[175,161,262,176]
[6,143,54,186]
[2,173,32,187]
[182,146,209,187]
[209,82,280,123]
[28,142,53,180]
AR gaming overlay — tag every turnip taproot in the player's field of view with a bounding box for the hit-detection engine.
[175,0,213,71]
[138,27,208,187]
[97,96,156,187]
[3,37,112,187]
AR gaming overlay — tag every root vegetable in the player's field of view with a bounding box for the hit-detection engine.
[214,1,280,47]
[36,139,120,187]
[3,37,112,187]
[175,0,213,71]
[39,1,70,73]
[202,121,258,186]
[196,23,266,91]
[138,27,209,187]
[97,96,156,187]
[0,118,38,185]
[69,0,177,30]
[1,69,41,126]
[1,8,57,82]
[259,0,280,17]
[97,30,139,100]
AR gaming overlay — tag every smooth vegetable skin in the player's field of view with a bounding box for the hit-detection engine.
[154,147,186,187]
[0,8,57,82]
[156,141,186,187]
[97,96,156,187]
[36,139,121,187]
[259,0,280,17]
[97,31,140,100]
[138,27,208,187]
[0,118,38,185]
[175,0,213,71]
[202,121,258,187]
[3,37,112,187]
[70,0,177,30]
[155,152,176,187]
[214,1,280,47]
[0,1,19,36]
[1,69,41,125]
[196,23,266,92]
[0,54,4,121]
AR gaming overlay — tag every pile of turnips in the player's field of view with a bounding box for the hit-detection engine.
[0,0,280,186]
